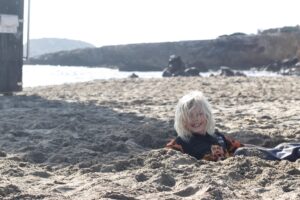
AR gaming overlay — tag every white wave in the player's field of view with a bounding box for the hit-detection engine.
[23,65,281,88]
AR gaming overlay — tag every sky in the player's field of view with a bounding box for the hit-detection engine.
[25,0,300,47]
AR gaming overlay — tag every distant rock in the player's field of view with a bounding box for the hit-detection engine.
[162,55,186,77]
[128,73,139,78]
[162,55,201,77]
[220,66,235,76]
[259,57,300,76]
[184,67,200,77]
[24,38,95,58]
[219,66,246,77]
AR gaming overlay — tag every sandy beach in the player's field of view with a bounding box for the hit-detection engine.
[0,76,300,199]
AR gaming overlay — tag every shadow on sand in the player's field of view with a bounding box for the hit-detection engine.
[0,94,175,170]
[0,94,289,171]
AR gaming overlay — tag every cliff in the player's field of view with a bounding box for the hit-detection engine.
[26,26,300,71]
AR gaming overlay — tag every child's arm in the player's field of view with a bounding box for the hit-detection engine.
[165,139,184,153]
[223,135,244,155]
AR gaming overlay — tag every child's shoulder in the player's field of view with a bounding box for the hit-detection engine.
[174,136,186,144]
[214,128,224,135]
[213,129,227,138]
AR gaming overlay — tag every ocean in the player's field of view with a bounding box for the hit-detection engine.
[23,65,281,88]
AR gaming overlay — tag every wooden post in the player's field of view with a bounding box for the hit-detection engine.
[0,0,23,94]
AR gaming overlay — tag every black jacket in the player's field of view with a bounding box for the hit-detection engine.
[166,130,243,161]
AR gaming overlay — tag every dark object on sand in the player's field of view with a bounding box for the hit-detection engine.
[129,73,139,78]
[235,143,300,162]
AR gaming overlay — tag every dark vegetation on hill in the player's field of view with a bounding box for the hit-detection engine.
[26,26,300,72]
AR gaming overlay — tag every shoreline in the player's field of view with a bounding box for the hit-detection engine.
[22,65,283,87]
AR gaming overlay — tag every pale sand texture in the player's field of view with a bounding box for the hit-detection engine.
[0,76,300,199]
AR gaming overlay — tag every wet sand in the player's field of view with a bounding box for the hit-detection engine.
[0,76,299,199]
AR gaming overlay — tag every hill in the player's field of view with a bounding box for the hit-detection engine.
[24,38,95,58]
[27,26,300,71]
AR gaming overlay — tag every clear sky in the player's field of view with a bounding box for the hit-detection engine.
[26,0,300,47]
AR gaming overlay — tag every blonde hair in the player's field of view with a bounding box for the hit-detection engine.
[174,91,215,141]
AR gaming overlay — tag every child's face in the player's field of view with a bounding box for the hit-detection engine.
[186,106,207,135]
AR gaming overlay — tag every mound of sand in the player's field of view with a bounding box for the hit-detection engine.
[0,76,299,199]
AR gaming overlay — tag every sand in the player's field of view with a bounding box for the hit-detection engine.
[0,76,299,200]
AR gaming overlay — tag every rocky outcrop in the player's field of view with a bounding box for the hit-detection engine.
[162,55,201,77]
[26,26,300,72]
[257,57,300,76]
[162,55,185,77]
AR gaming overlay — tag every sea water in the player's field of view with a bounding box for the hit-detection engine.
[23,65,281,88]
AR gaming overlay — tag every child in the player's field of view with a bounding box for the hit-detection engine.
[166,91,244,161]
[166,91,300,162]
